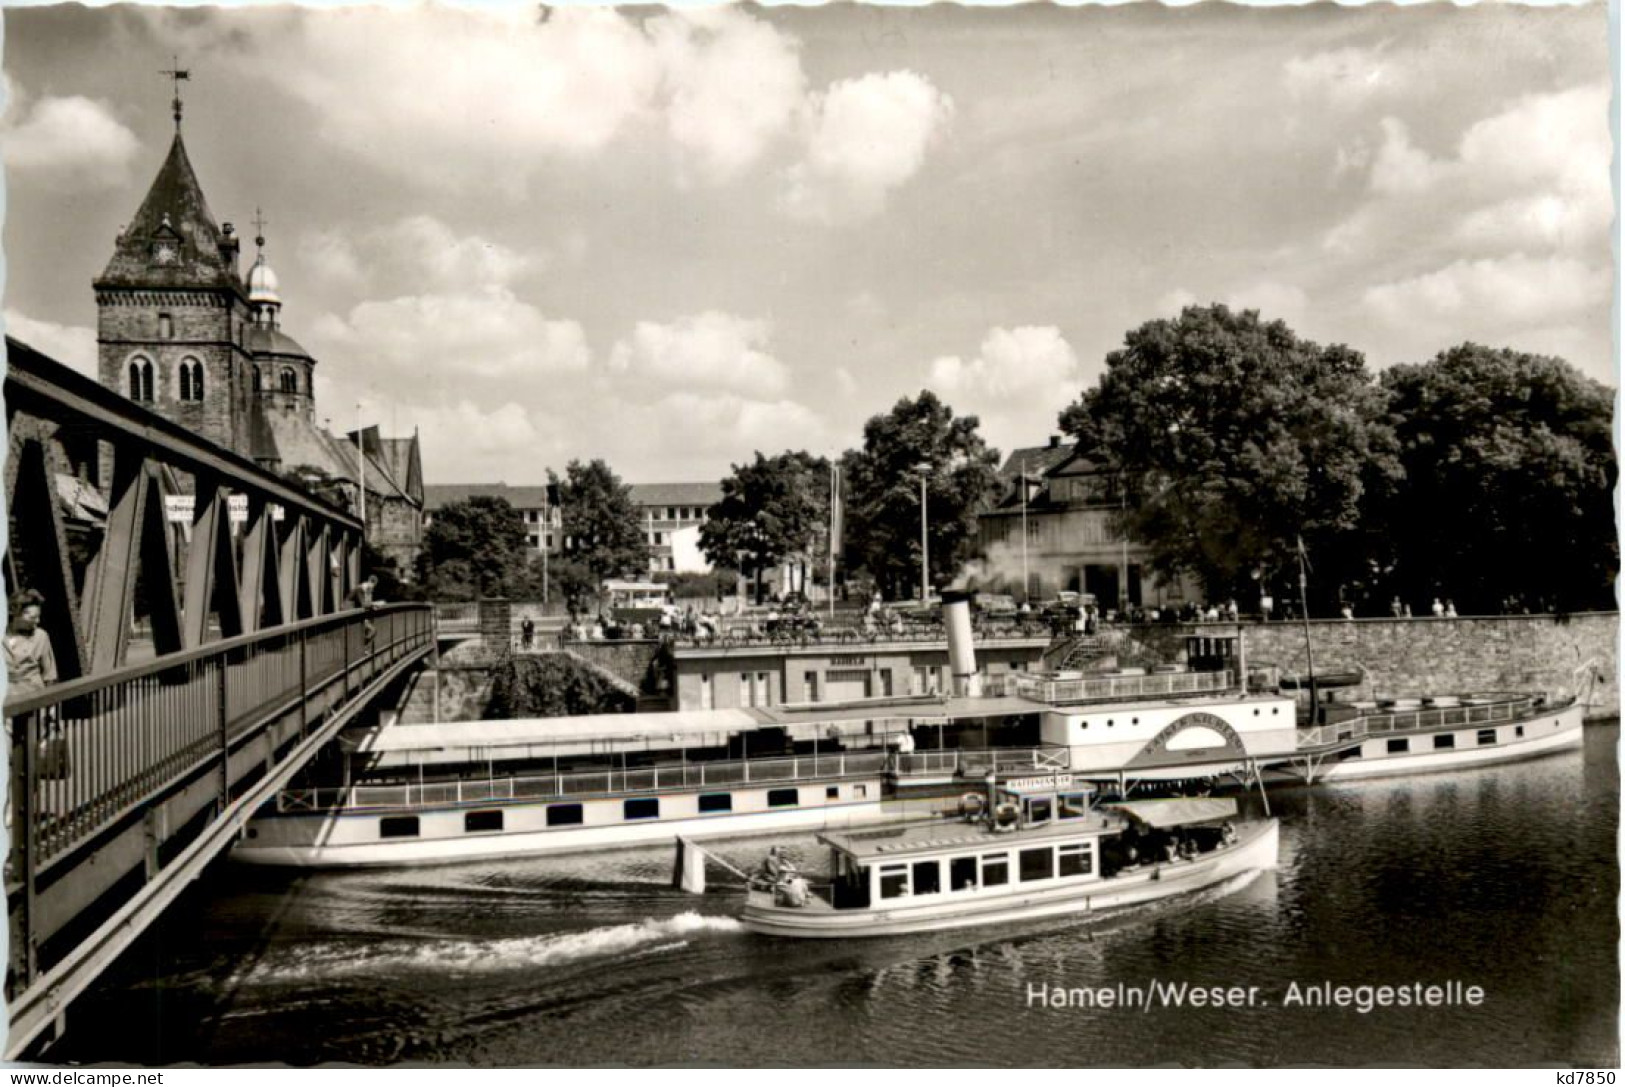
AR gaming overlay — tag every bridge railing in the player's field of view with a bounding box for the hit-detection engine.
[5,603,433,992]
[1295,696,1542,749]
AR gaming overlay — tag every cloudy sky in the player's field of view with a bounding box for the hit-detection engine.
[2,3,1611,485]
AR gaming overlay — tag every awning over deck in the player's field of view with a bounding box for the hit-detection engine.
[1105,797,1237,829]
[353,709,764,755]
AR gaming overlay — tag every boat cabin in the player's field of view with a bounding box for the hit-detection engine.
[817,777,1112,910]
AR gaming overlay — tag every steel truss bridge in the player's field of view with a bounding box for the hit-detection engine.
[3,340,435,1057]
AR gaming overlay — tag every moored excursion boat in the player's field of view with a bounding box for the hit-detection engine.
[231,594,1592,868]
[735,777,1278,938]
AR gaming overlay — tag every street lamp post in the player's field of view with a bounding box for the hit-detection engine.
[916,462,932,602]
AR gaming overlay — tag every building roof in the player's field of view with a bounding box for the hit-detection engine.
[96,132,243,294]
[629,481,721,508]
[423,482,554,511]
[246,325,314,361]
[997,441,1076,480]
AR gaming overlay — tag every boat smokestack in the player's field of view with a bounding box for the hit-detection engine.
[943,590,980,697]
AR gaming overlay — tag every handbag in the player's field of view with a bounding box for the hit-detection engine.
[37,711,70,781]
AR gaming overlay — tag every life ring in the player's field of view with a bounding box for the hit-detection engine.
[957,792,986,820]
[993,802,1021,831]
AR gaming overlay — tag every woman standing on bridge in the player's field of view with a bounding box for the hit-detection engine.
[5,589,56,697]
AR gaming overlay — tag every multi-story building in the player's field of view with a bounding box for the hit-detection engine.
[629,483,720,574]
[423,480,720,576]
[422,483,559,557]
[95,110,424,572]
[978,437,1192,610]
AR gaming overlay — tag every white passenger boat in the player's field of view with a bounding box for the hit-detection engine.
[233,592,1590,868]
[737,778,1278,938]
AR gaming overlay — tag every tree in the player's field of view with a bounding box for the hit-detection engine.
[840,390,1002,601]
[699,451,830,603]
[1379,344,1616,614]
[415,495,530,600]
[551,459,648,582]
[1059,304,1399,609]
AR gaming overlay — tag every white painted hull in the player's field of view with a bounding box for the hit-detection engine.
[232,793,936,868]
[740,819,1278,938]
[1311,703,1583,781]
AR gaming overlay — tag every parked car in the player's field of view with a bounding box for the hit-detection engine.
[974,592,1019,620]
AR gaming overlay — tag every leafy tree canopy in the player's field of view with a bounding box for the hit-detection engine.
[1059,304,1399,605]
[700,450,830,601]
[415,495,531,600]
[551,459,648,583]
[1379,343,1616,613]
[840,390,1001,600]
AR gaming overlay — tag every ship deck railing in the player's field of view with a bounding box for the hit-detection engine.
[273,745,1067,814]
[1294,695,1547,750]
[1002,668,1236,705]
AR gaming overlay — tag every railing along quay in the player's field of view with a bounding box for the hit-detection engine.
[4,602,434,1056]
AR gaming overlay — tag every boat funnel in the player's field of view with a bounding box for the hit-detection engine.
[943,590,981,697]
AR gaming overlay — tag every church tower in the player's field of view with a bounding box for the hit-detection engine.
[94,76,255,456]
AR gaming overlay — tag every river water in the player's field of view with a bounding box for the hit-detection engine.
[59,723,1618,1067]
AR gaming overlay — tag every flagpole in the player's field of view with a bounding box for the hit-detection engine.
[828,462,837,621]
[1296,536,1318,723]
[1020,459,1030,604]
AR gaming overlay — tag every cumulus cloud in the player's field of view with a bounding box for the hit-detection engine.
[4,311,98,377]
[1283,47,1401,110]
[609,311,791,395]
[297,216,536,296]
[2,90,140,188]
[1368,118,1446,196]
[160,6,814,195]
[782,71,954,223]
[1363,255,1609,332]
[648,7,808,183]
[310,287,589,384]
[929,326,1080,400]
[924,326,1091,456]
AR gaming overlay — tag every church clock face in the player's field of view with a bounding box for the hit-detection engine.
[154,241,176,265]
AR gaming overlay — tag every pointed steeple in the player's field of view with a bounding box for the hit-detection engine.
[95,131,242,292]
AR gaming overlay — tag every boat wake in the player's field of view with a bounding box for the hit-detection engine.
[240,911,744,985]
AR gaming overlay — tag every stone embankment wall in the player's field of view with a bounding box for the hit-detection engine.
[564,640,667,699]
[1123,613,1617,720]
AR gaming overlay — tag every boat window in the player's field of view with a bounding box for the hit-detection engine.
[547,803,584,826]
[912,860,941,896]
[1516,725,1525,738]
[380,816,419,839]
[1387,738,1409,754]
[767,788,799,808]
[698,793,733,813]
[1019,846,1055,882]
[1059,842,1093,878]
[1477,729,1497,746]
[1434,734,1456,750]
[1025,797,1053,825]
[950,855,978,891]
[624,798,660,820]
[1058,793,1089,820]
[826,785,840,800]
[879,864,909,899]
[464,810,503,833]
[981,853,1010,887]
[854,784,868,799]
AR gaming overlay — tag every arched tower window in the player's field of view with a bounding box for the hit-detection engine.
[178,357,204,402]
[129,358,154,403]
[280,368,298,394]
